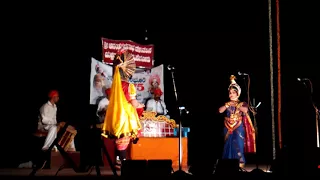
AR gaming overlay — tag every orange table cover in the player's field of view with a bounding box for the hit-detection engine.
[129,137,188,167]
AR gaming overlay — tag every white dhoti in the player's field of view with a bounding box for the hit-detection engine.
[42,124,57,150]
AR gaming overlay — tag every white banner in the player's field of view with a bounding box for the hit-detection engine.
[90,58,164,105]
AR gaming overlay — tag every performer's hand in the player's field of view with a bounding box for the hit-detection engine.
[137,103,145,108]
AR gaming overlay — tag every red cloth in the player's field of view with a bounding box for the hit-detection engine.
[48,90,59,98]
[105,88,111,97]
[121,81,131,102]
[136,108,144,117]
[115,137,131,150]
[243,114,256,153]
[153,88,163,96]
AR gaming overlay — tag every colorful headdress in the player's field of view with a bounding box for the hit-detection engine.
[114,49,136,80]
[48,90,59,98]
[228,75,241,97]
[153,88,163,96]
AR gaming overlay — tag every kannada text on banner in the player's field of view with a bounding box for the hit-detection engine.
[102,38,154,68]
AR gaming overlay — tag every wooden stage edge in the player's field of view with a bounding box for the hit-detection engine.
[0,164,271,176]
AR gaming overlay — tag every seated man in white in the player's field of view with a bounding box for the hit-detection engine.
[38,90,75,152]
[145,88,170,119]
[18,90,75,168]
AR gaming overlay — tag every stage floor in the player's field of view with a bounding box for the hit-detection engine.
[0,164,270,176]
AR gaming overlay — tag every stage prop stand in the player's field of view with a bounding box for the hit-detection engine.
[167,65,189,176]
[29,122,79,176]
[242,74,263,173]
[29,122,118,177]
[316,108,319,148]
[301,79,320,148]
[99,128,119,176]
[268,0,276,160]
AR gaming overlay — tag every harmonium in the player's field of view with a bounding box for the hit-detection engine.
[139,111,177,137]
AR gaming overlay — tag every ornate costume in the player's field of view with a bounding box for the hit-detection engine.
[221,75,256,167]
[102,49,142,164]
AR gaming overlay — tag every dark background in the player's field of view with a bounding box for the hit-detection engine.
[0,1,319,169]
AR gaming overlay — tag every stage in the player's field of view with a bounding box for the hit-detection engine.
[0,164,270,176]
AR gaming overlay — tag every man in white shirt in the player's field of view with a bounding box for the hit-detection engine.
[38,90,75,151]
[146,88,170,119]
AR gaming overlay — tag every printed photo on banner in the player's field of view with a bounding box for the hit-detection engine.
[90,58,164,105]
[90,58,113,105]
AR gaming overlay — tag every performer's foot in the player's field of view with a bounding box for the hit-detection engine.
[115,164,121,170]
[115,159,122,170]
[239,163,245,168]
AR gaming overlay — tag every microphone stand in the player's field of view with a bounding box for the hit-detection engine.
[250,99,263,173]
[168,66,188,176]
[303,79,320,148]
[241,74,264,173]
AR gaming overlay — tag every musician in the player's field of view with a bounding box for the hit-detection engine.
[145,88,170,119]
[38,90,75,151]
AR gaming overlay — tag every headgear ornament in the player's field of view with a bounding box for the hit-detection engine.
[113,49,136,80]
[153,88,163,96]
[228,75,241,97]
[48,90,59,98]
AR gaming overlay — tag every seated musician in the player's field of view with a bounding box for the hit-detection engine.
[145,88,170,119]
[37,90,75,152]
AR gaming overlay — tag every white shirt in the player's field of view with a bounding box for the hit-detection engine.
[146,99,168,116]
[96,97,109,122]
[40,101,57,125]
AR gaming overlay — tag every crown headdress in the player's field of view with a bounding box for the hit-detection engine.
[228,75,241,97]
[116,50,136,80]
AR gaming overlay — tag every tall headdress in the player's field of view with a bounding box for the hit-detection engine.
[228,75,241,97]
[113,48,136,81]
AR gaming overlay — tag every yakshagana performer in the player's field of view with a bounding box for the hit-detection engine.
[102,49,144,168]
[218,75,256,168]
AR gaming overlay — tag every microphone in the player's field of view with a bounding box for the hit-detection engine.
[297,78,308,81]
[167,65,175,70]
[179,106,189,114]
[256,102,261,108]
[238,71,248,76]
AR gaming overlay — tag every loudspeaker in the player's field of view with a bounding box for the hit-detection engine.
[147,159,172,176]
[214,159,240,175]
[121,160,147,177]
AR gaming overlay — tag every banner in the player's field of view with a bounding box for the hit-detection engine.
[90,58,164,105]
[101,38,154,68]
